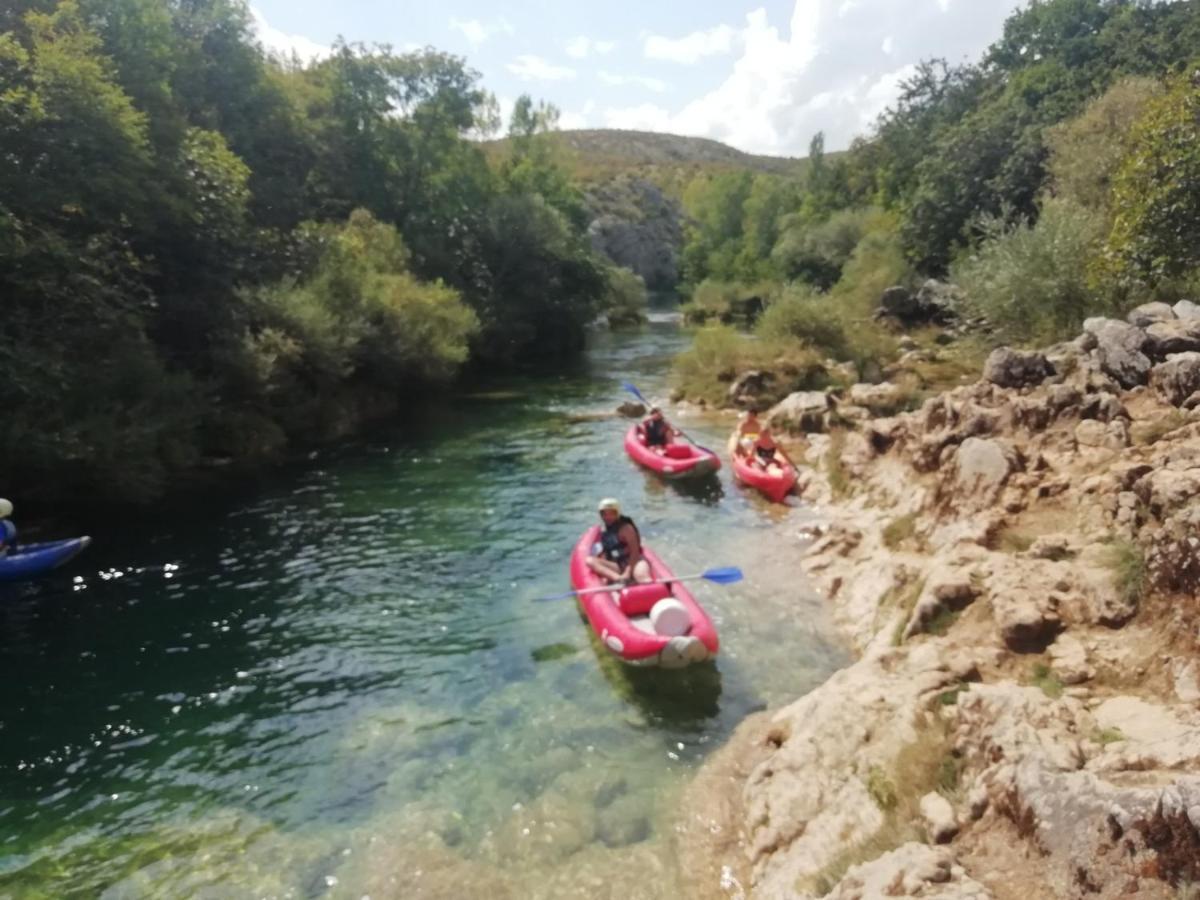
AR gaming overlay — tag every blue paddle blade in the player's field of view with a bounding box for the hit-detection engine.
[702,566,743,585]
[622,382,649,405]
[534,589,576,603]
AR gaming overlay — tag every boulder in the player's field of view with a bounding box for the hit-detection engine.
[1174,299,1200,320]
[767,391,833,434]
[617,401,645,418]
[1126,301,1176,328]
[915,279,963,324]
[919,792,959,843]
[1048,634,1094,685]
[1090,319,1152,389]
[1074,418,1129,450]
[879,286,917,319]
[848,382,902,415]
[950,438,1018,504]
[1150,352,1200,406]
[726,370,775,409]
[1144,319,1200,358]
[993,594,1062,652]
[982,347,1054,389]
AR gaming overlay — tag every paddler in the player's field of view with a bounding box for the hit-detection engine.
[0,498,16,556]
[586,498,652,584]
[736,407,763,453]
[641,407,679,451]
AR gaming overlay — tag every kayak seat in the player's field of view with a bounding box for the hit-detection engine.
[663,444,693,460]
[619,582,672,616]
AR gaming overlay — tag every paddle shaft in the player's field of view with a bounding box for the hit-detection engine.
[571,572,711,598]
[622,383,715,456]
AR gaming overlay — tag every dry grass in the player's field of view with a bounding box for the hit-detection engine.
[882,512,920,550]
[1030,663,1065,700]
[825,431,852,499]
[1102,537,1146,608]
[890,578,927,646]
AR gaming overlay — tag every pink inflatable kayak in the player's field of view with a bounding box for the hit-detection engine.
[568,526,719,668]
[623,426,720,480]
[732,452,798,503]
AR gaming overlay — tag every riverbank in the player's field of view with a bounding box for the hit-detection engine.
[677,306,1200,898]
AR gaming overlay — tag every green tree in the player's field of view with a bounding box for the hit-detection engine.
[1104,71,1200,285]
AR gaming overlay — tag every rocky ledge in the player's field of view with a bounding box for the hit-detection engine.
[678,302,1200,899]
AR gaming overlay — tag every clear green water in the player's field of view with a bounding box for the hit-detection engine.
[0,311,845,899]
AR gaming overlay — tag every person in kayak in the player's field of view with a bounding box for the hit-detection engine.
[0,499,16,556]
[752,428,784,472]
[586,498,652,584]
[641,407,679,451]
[736,408,763,454]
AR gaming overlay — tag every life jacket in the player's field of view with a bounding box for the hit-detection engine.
[600,516,639,567]
[0,520,16,550]
[643,417,669,446]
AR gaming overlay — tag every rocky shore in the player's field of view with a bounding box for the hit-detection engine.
[678,302,1200,899]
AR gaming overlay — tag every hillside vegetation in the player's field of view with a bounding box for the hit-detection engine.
[0,1,644,503]
[668,0,1200,406]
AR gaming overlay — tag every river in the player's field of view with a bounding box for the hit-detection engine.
[0,307,846,898]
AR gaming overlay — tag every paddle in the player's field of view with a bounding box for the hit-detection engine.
[534,566,743,602]
[621,382,717,456]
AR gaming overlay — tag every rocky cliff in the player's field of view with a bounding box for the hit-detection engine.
[678,302,1200,899]
[584,175,683,291]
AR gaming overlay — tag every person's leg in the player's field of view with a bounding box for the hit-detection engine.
[586,556,623,581]
[631,559,652,584]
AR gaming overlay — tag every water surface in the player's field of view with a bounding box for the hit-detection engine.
[0,309,845,898]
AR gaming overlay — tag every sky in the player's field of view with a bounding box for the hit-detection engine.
[249,0,1024,158]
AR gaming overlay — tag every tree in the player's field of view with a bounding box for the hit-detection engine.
[1104,71,1200,285]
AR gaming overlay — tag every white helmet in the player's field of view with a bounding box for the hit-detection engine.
[0,499,11,518]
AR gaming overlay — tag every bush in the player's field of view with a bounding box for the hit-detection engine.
[771,207,877,288]
[680,279,777,325]
[952,199,1116,344]
[1045,77,1163,214]
[755,286,849,359]
[1103,72,1200,286]
[671,324,825,406]
[603,265,648,327]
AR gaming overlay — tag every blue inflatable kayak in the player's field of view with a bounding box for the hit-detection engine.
[0,537,91,583]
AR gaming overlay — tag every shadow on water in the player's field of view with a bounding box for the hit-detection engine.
[584,629,725,727]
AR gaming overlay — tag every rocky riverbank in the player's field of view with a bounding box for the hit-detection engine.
[678,302,1200,899]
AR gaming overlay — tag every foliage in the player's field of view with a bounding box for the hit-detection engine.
[952,199,1115,344]
[1103,537,1146,609]
[882,513,919,551]
[756,287,849,359]
[1031,663,1065,700]
[670,325,825,407]
[0,0,615,502]
[771,207,876,289]
[603,266,648,327]
[1045,77,1164,214]
[1103,71,1200,286]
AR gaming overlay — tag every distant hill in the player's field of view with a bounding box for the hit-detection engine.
[483,129,812,187]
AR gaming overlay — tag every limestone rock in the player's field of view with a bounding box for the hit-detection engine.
[848,382,901,415]
[1174,299,1200,320]
[1048,634,1094,684]
[741,651,963,896]
[1150,351,1200,406]
[950,438,1018,505]
[1126,301,1177,328]
[824,844,993,899]
[919,792,959,843]
[768,391,833,434]
[1090,319,1152,389]
[1145,318,1200,359]
[983,347,1054,389]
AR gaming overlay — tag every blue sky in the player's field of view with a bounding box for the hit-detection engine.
[250,0,1022,157]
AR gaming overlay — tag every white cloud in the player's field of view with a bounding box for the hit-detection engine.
[631,0,1015,155]
[565,37,618,59]
[598,71,669,93]
[250,6,329,62]
[450,17,515,47]
[507,55,577,82]
[559,100,596,130]
[643,23,739,64]
[602,103,673,130]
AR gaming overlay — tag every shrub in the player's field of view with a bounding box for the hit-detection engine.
[671,324,826,406]
[952,198,1116,344]
[604,265,648,327]
[771,207,877,289]
[756,286,849,358]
